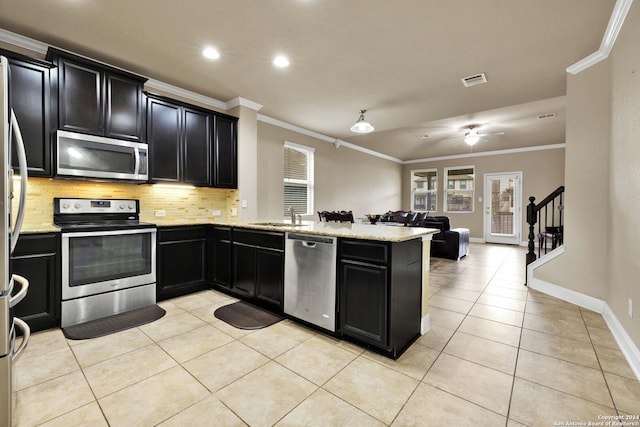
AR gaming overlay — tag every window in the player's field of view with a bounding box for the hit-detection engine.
[444,166,474,213]
[283,141,314,216]
[411,169,437,211]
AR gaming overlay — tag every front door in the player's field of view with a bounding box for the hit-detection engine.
[484,172,522,245]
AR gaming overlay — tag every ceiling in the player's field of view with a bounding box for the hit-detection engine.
[0,0,615,162]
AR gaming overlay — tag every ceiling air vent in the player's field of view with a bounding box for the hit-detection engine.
[461,73,488,87]
[537,113,557,120]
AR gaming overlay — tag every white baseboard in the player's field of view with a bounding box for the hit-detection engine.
[528,276,640,382]
[421,314,431,335]
[469,237,484,243]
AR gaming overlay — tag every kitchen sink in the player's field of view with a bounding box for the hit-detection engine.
[250,222,307,227]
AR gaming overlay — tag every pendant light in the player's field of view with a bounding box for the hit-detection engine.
[350,110,375,134]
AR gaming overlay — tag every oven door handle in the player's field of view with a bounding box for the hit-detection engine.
[9,274,29,308]
[10,108,28,253]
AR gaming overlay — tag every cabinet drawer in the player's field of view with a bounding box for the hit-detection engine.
[232,228,284,250]
[212,226,232,242]
[13,233,59,256]
[339,239,389,264]
[158,226,207,242]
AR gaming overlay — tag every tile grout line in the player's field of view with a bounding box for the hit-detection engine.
[581,308,621,415]
[504,256,532,427]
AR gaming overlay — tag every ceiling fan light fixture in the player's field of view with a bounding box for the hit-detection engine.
[464,127,480,145]
[350,110,374,134]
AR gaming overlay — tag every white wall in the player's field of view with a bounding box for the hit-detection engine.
[256,121,402,220]
[231,105,258,220]
[535,0,640,349]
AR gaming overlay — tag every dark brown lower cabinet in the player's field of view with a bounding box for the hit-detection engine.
[208,226,232,288]
[339,260,388,347]
[157,226,208,301]
[230,229,284,309]
[338,237,422,358]
[11,233,61,332]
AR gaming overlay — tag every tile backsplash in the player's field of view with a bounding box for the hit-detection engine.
[16,178,239,226]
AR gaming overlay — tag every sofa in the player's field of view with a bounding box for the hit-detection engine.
[419,216,469,261]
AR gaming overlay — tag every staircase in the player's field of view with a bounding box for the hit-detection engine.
[525,186,564,284]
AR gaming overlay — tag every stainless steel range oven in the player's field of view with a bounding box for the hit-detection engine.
[54,198,156,328]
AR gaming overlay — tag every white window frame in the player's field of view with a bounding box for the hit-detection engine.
[410,168,437,212]
[444,165,475,213]
[283,141,315,216]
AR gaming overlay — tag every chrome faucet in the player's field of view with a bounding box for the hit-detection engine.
[289,206,295,224]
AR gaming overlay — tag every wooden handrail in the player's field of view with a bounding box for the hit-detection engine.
[535,186,565,209]
[525,186,565,285]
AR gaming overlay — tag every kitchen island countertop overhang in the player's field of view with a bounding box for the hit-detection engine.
[204,220,439,242]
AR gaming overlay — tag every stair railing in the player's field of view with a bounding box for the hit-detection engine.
[525,186,564,284]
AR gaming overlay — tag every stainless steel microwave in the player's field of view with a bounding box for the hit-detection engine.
[56,130,148,181]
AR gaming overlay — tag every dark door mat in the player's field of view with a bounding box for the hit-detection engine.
[62,305,166,340]
[214,301,283,330]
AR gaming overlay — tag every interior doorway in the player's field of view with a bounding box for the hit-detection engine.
[484,172,522,245]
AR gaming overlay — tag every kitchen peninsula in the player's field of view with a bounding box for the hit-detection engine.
[205,220,438,358]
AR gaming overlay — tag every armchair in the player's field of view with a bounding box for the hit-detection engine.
[419,216,469,261]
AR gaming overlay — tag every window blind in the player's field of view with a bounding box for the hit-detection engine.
[283,142,314,216]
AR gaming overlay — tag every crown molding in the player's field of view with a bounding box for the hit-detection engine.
[145,79,228,111]
[334,139,403,163]
[0,28,48,55]
[402,143,566,164]
[567,0,633,74]
[226,97,263,111]
[0,28,264,113]
[257,114,403,164]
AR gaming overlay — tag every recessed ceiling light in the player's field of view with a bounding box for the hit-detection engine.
[202,47,220,60]
[273,55,290,68]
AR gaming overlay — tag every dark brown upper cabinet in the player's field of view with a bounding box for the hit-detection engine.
[46,48,147,142]
[213,114,238,189]
[146,93,237,188]
[146,93,211,186]
[1,49,54,177]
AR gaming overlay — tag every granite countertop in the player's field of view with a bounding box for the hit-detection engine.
[20,220,438,242]
[212,220,438,242]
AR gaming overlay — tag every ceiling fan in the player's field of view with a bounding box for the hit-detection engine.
[450,124,505,146]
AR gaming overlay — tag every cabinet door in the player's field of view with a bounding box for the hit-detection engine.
[232,243,256,297]
[58,58,103,135]
[147,96,181,183]
[209,227,232,288]
[8,58,52,176]
[183,108,211,186]
[157,234,207,300]
[105,72,144,141]
[11,234,60,332]
[338,260,388,348]
[212,115,237,188]
[255,247,284,308]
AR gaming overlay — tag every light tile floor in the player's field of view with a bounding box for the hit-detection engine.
[12,243,640,426]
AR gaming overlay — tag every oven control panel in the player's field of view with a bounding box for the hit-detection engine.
[55,198,139,214]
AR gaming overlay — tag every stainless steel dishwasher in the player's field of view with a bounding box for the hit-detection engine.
[284,233,337,332]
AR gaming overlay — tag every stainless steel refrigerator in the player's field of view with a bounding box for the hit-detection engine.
[1,54,31,427]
